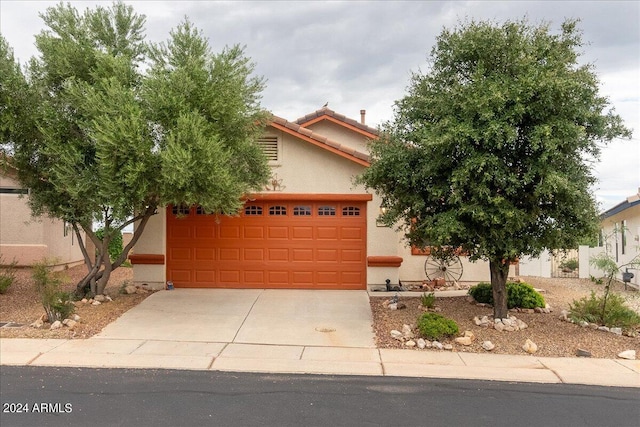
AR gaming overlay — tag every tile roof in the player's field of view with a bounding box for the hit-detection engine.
[269,116,370,166]
[294,107,379,137]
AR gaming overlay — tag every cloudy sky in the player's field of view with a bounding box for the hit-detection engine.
[1,1,638,211]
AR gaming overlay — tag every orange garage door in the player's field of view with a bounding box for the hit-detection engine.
[166,199,367,289]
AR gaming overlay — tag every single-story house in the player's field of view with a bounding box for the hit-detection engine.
[591,189,640,287]
[0,166,84,268]
[131,107,510,290]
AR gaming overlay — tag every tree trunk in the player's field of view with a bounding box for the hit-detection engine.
[490,259,510,319]
[73,205,157,297]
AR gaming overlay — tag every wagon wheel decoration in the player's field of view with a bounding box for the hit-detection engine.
[423,246,464,284]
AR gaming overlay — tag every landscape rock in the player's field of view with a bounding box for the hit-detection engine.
[463,330,475,340]
[597,326,610,332]
[73,314,81,322]
[405,340,416,348]
[579,321,589,328]
[94,294,106,302]
[124,285,137,295]
[105,295,113,302]
[388,303,397,310]
[432,341,443,350]
[81,298,88,304]
[30,319,44,329]
[50,320,62,330]
[516,319,528,330]
[417,338,427,349]
[559,310,569,321]
[576,348,592,357]
[92,300,102,306]
[63,319,77,329]
[390,330,403,341]
[481,341,495,351]
[493,322,505,332]
[443,344,453,351]
[454,336,473,346]
[402,324,414,339]
[609,327,622,336]
[617,350,636,360]
[522,339,538,354]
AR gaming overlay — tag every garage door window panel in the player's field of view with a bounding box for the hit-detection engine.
[318,206,336,216]
[293,206,312,216]
[269,205,287,216]
[244,205,263,216]
[342,206,361,216]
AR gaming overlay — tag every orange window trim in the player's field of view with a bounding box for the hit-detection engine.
[246,193,373,202]
[367,256,403,267]
[129,254,165,265]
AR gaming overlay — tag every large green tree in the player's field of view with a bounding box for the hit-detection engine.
[1,2,270,296]
[357,19,631,318]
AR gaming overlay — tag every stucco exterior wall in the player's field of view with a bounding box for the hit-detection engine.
[595,202,640,287]
[132,209,166,289]
[301,121,372,155]
[397,246,514,283]
[1,173,84,267]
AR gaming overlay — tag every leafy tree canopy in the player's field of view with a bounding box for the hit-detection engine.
[357,19,631,318]
[1,2,270,296]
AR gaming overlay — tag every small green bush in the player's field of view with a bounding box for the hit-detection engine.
[468,282,493,304]
[569,291,640,331]
[420,292,436,309]
[417,312,459,340]
[507,282,546,309]
[32,260,75,322]
[0,255,18,294]
[560,258,579,270]
[95,227,123,262]
[468,282,545,309]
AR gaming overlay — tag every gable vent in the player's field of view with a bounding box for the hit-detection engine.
[257,136,279,162]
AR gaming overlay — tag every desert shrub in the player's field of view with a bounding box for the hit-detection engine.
[420,292,436,309]
[95,227,123,261]
[560,258,579,270]
[32,260,75,322]
[0,254,18,294]
[468,282,545,309]
[507,282,546,309]
[569,291,640,331]
[417,312,459,340]
[468,282,493,304]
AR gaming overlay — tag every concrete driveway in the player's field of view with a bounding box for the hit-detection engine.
[95,289,375,348]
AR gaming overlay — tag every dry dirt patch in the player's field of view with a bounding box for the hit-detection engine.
[0,265,149,339]
[371,276,640,359]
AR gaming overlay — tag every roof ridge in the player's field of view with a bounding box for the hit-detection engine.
[270,116,370,165]
[294,107,379,136]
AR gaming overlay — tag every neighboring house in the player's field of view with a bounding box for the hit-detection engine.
[586,190,640,287]
[0,167,85,268]
[131,107,510,290]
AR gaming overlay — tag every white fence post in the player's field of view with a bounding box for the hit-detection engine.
[578,245,590,279]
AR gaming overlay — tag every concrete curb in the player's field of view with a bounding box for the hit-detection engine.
[1,338,638,388]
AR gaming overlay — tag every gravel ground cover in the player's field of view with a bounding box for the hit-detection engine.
[371,276,640,358]
[2,267,639,359]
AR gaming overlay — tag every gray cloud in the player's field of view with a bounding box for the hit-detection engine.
[1,0,638,208]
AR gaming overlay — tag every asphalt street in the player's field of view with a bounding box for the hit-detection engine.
[1,366,638,427]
